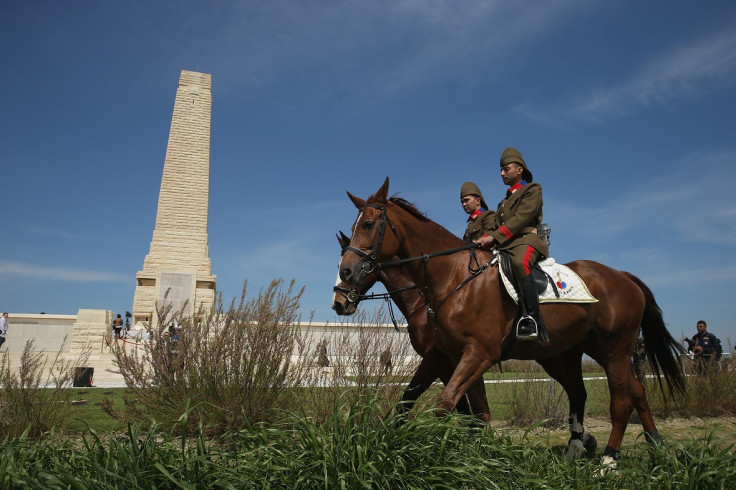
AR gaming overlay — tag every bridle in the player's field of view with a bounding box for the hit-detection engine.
[334,202,405,330]
[340,203,398,275]
[335,200,497,323]
[333,202,401,308]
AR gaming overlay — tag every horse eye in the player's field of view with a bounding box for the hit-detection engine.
[363,221,375,230]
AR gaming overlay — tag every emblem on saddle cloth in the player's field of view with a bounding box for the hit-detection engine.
[499,257,598,304]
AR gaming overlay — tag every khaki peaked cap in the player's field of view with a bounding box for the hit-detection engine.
[460,181,489,210]
[500,147,533,182]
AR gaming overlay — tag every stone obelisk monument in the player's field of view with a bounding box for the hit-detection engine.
[132,70,216,327]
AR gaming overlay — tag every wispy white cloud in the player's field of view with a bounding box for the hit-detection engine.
[23,225,79,240]
[518,28,736,124]
[0,260,128,283]
[625,259,736,289]
[549,149,736,244]
[570,29,736,121]
[194,1,579,102]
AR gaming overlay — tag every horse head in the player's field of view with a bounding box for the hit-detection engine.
[338,177,402,289]
[332,230,380,315]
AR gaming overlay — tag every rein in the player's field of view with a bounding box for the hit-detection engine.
[360,286,419,332]
[333,278,419,332]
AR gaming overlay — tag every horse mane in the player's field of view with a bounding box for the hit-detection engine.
[366,190,457,244]
[387,196,430,222]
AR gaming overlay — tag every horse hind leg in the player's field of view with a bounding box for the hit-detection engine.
[600,359,637,467]
[628,369,663,446]
[538,352,596,460]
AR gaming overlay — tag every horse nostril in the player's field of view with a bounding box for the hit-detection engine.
[332,302,343,314]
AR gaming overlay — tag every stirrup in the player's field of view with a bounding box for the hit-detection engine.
[516,316,539,341]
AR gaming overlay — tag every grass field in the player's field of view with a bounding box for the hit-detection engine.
[64,372,736,444]
[3,369,735,488]
[3,289,734,487]
[2,396,734,489]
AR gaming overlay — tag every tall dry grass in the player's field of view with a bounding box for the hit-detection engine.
[107,279,312,433]
[107,280,419,433]
[0,337,89,438]
[501,360,568,427]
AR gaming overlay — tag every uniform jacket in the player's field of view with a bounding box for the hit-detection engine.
[489,182,549,257]
[463,210,495,242]
[691,332,721,357]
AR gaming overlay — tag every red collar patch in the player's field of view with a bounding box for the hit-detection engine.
[506,180,527,196]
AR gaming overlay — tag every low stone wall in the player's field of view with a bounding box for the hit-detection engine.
[1,315,418,366]
[1,310,112,354]
[0,313,77,352]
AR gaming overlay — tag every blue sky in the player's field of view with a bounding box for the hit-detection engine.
[2,1,735,347]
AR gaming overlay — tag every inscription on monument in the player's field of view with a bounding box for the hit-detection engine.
[157,272,195,317]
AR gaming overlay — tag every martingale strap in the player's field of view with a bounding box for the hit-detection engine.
[423,249,498,321]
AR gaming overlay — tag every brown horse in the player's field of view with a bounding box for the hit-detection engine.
[337,178,684,464]
[332,231,491,418]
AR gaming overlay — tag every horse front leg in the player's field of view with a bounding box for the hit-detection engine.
[432,347,476,416]
[436,343,493,423]
[464,376,490,420]
[398,348,474,416]
[397,350,443,416]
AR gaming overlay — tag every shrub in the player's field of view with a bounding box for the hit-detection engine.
[0,337,89,438]
[108,279,313,433]
[647,362,736,418]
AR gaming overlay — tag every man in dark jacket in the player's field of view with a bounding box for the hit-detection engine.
[687,320,722,375]
[474,148,549,341]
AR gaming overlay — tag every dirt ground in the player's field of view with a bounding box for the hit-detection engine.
[515,415,736,450]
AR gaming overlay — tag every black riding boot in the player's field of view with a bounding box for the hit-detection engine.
[517,274,544,341]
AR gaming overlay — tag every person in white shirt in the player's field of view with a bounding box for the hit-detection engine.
[0,312,9,348]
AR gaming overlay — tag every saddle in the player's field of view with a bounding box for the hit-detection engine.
[498,252,557,299]
[497,251,598,305]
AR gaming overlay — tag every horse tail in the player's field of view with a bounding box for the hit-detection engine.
[623,271,686,398]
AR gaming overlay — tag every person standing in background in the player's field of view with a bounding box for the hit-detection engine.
[0,313,9,349]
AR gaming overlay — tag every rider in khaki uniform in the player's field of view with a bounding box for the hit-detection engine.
[475,148,549,341]
[460,182,495,242]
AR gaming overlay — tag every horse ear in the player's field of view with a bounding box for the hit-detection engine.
[347,191,365,209]
[375,177,390,203]
[336,230,350,248]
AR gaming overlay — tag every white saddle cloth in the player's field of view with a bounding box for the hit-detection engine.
[500,257,598,304]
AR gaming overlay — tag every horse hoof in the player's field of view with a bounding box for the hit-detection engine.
[645,430,662,446]
[596,456,617,477]
[565,438,585,461]
[434,408,449,418]
[583,433,598,454]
